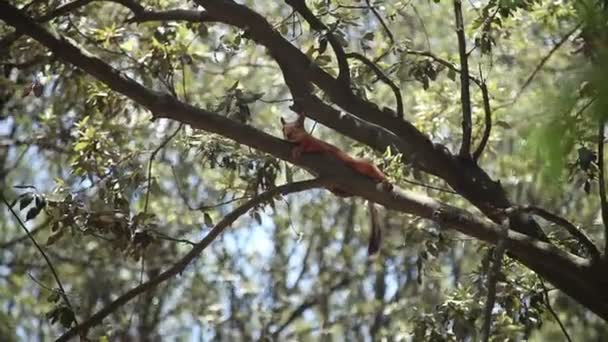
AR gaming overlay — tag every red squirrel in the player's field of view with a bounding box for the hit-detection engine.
[280,113,392,254]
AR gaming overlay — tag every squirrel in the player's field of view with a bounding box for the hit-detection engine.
[280,113,392,254]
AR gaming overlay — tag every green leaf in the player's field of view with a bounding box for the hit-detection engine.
[447,68,456,81]
[227,81,240,92]
[253,211,262,225]
[204,213,214,227]
[46,307,59,324]
[58,306,75,328]
[495,120,512,129]
[74,141,89,152]
[26,207,41,221]
[46,229,64,246]
[47,291,60,303]
[19,194,34,210]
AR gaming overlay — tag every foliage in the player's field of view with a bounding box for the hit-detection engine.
[1,0,607,340]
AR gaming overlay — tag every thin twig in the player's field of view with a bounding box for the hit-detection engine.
[453,0,472,158]
[409,4,431,51]
[0,0,94,54]
[507,206,601,261]
[481,221,508,341]
[473,75,492,161]
[404,49,482,86]
[28,273,55,292]
[171,166,253,212]
[0,218,49,249]
[0,194,80,328]
[286,0,351,86]
[364,0,394,45]
[598,118,608,256]
[126,254,145,332]
[55,179,323,341]
[144,124,183,213]
[38,0,94,21]
[152,231,196,246]
[512,25,580,104]
[346,52,403,117]
[538,276,573,342]
[272,277,350,338]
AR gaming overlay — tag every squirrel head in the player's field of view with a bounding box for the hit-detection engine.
[280,113,306,142]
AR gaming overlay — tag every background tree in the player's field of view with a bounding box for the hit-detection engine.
[1,0,607,340]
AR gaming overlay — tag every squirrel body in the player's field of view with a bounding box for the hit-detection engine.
[280,115,391,188]
[280,114,391,255]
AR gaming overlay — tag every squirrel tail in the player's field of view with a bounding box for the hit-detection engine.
[367,201,382,255]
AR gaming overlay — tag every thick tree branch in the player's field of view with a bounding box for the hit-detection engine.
[126,9,218,24]
[453,0,472,158]
[508,206,601,262]
[346,52,403,117]
[284,0,351,87]
[56,179,324,341]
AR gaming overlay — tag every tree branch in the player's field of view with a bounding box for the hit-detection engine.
[56,179,325,341]
[0,0,95,54]
[481,221,508,341]
[507,206,601,262]
[364,0,394,45]
[284,0,351,87]
[38,0,96,22]
[126,9,218,24]
[453,0,472,158]
[512,25,581,104]
[271,277,350,338]
[346,52,403,117]
[473,80,492,161]
[539,276,573,342]
[405,48,493,159]
[0,194,80,330]
[598,118,608,256]
[0,217,50,249]
[144,123,183,213]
